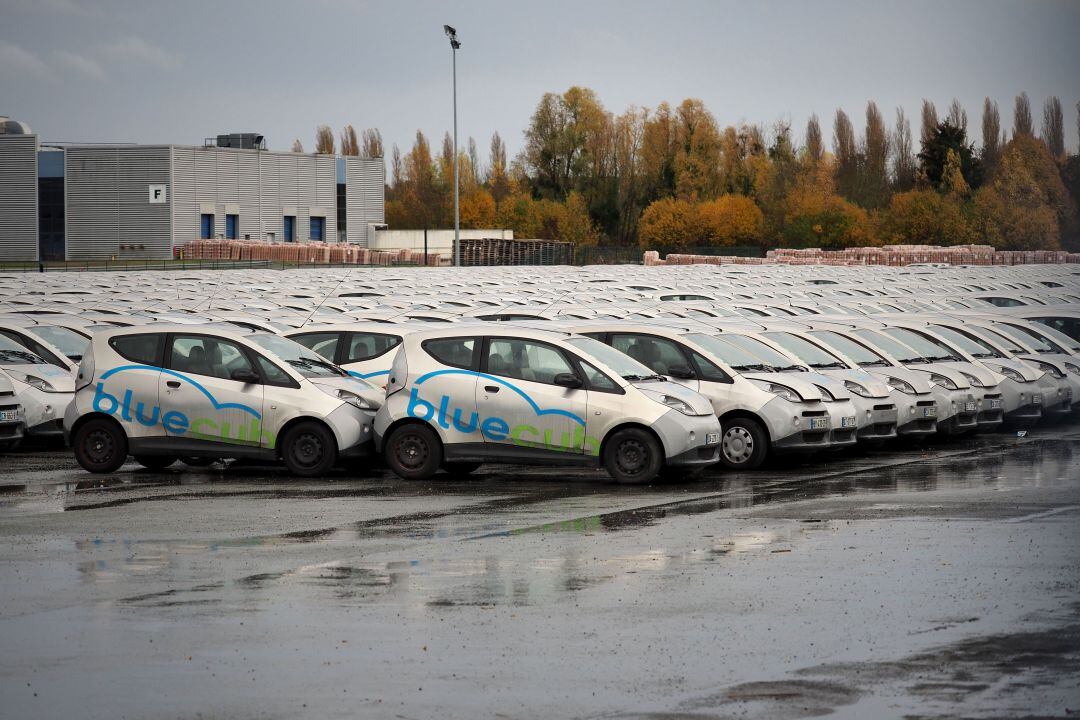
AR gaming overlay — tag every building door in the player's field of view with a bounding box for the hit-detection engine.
[283,216,295,242]
[225,214,238,240]
[310,217,325,242]
[200,214,215,239]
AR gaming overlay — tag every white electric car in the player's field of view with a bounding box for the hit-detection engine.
[65,325,383,476]
[0,335,75,441]
[374,326,721,484]
[0,370,26,452]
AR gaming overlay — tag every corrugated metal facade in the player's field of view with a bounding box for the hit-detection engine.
[65,146,172,260]
[344,157,386,246]
[171,147,338,246]
[0,135,40,261]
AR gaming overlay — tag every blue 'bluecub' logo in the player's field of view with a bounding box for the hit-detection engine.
[406,369,599,455]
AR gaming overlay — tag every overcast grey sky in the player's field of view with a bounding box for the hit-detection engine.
[2,0,1079,168]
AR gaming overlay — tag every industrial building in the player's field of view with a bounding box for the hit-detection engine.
[0,120,386,262]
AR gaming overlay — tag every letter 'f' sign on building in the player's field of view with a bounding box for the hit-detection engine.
[148,184,167,204]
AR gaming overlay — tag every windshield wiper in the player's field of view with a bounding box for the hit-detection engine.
[731,364,770,372]
[622,373,664,382]
[288,358,346,376]
[811,362,847,369]
[859,361,889,367]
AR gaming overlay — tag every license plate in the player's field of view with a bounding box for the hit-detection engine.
[809,417,829,430]
[1033,394,1043,405]
[0,410,16,422]
[840,416,856,428]
[705,432,719,445]
[989,398,1003,410]
[965,401,977,412]
[922,406,937,418]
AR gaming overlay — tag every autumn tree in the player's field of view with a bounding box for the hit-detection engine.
[672,98,722,200]
[290,138,304,153]
[946,98,968,134]
[638,197,703,250]
[920,100,939,146]
[879,189,973,246]
[314,125,335,154]
[698,195,766,246]
[361,129,383,159]
[522,86,609,200]
[1041,96,1065,160]
[981,98,1003,171]
[804,114,824,165]
[832,109,859,201]
[892,108,916,191]
[861,101,891,208]
[488,132,511,206]
[783,157,872,248]
[918,121,981,190]
[1014,92,1033,137]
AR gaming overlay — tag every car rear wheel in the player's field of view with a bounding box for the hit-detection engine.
[74,418,128,474]
[385,423,442,480]
[603,428,662,485]
[719,418,768,470]
[133,454,177,470]
[281,422,338,477]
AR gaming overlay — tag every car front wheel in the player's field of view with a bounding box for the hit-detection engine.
[603,428,663,485]
[719,418,768,470]
[281,421,338,477]
[74,418,128,474]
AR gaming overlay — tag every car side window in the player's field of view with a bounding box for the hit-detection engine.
[290,332,340,362]
[611,334,688,376]
[579,361,618,392]
[253,354,295,388]
[423,338,476,369]
[690,351,730,383]
[110,333,164,366]
[486,339,574,385]
[169,335,255,381]
[345,333,401,363]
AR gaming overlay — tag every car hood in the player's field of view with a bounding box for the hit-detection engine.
[633,380,714,416]
[936,361,1004,388]
[309,376,384,410]
[906,364,972,389]
[862,366,935,394]
[978,358,1042,382]
[811,368,891,398]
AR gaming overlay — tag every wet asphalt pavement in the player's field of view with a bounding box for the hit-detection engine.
[1,430,1079,720]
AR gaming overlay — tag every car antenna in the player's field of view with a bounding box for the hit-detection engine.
[299,271,351,328]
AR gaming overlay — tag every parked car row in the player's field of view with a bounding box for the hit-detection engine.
[0,263,1076,484]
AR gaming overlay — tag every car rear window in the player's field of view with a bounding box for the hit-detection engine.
[423,337,476,369]
[109,333,164,366]
[346,333,401,363]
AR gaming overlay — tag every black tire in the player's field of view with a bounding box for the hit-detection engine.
[181,456,219,467]
[441,461,482,476]
[280,421,338,477]
[603,428,663,485]
[385,423,442,480]
[719,417,769,470]
[73,418,128,474]
[133,454,178,470]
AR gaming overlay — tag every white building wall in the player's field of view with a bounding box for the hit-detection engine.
[0,134,39,261]
[344,157,386,246]
[370,229,513,255]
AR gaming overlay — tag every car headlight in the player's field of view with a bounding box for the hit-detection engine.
[887,377,916,394]
[654,394,695,415]
[930,373,958,390]
[337,389,375,410]
[1065,362,1080,377]
[815,385,835,402]
[959,371,986,388]
[749,379,801,403]
[844,380,873,398]
[997,366,1025,383]
[16,373,58,392]
[1032,361,1065,380]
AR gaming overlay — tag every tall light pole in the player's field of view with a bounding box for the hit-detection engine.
[444,24,461,267]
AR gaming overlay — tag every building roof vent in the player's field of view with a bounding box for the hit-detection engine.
[207,133,266,150]
[0,117,33,135]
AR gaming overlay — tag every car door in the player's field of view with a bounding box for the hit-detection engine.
[609,333,701,392]
[159,334,265,448]
[476,337,588,455]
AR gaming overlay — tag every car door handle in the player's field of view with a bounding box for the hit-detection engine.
[166,380,181,389]
[484,385,500,393]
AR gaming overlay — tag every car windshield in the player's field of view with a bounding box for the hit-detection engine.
[719,333,804,371]
[929,325,1004,359]
[34,325,91,359]
[763,332,849,369]
[854,329,926,364]
[248,333,347,378]
[1022,322,1080,353]
[566,336,657,380]
[808,330,891,367]
[685,333,771,372]
[881,327,959,362]
[995,323,1064,354]
[0,335,46,365]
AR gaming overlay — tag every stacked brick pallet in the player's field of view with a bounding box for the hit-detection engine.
[459,238,574,266]
[177,240,441,266]
[643,246,1080,267]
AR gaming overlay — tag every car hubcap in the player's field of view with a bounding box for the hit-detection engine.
[723,427,754,464]
[616,439,647,475]
[293,432,322,468]
[397,434,428,470]
[85,429,113,465]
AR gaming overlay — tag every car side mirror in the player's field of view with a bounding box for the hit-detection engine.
[553,373,583,389]
[231,368,260,384]
[668,364,695,380]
